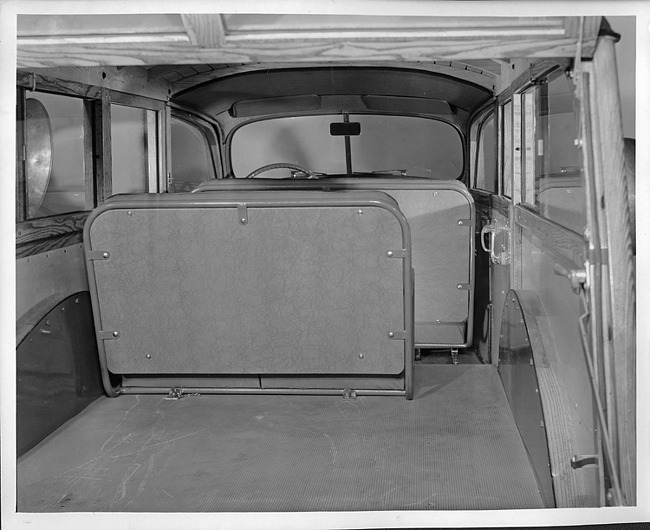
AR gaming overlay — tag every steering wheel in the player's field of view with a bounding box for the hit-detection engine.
[245,163,314,179]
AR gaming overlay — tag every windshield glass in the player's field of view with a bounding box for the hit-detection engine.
[230,114,463,178]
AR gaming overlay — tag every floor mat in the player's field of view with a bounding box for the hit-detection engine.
[17,364,544,512]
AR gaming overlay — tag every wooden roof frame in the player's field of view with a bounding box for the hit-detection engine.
[17,14,602,69]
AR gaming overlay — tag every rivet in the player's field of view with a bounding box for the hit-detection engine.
[387,251,393,257]
[357,209,363,215]
[103,252,110,259]
[358,353,364,359]
[146,354,151,359]
[457,220,463,225]
[75,298,80,304]
[457,284,462,289]
[388,332,395,338]
[127,211,132,216]
[112,331,119,338]
[61,307,65,311]
[240,218,247,224]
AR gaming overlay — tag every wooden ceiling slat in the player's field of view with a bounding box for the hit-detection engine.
[181,14,225,49]
[16,15,602,73]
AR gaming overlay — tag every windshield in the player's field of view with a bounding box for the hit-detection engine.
[230,114,463,179]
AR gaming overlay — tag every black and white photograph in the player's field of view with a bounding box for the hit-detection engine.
[1,1,647,529]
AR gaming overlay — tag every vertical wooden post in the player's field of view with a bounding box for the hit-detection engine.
[83,100,96,209]
[588,35,636,506]
[94,88,112,203]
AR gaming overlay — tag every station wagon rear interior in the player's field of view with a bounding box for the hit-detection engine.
[5,6,643,529]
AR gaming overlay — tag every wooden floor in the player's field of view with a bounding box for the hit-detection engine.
[17,364,544,512]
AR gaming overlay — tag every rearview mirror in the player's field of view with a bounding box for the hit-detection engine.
[330,122,360,136]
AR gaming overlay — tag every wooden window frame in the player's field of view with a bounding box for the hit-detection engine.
[16,72,168,257]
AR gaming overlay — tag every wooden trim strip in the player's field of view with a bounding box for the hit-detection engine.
[16,71,102,99]
[514,205,585,269]
[16,231,84,259]
[16,211,88,246]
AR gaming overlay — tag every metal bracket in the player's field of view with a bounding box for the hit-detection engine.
[553,263,587,293]
[456,218,472,227]
[456,283,471,290]
[165,387,184,400]
[98,330,120,340]
[386,249,407,259]
[571,454,599,469]
[88,250,111,260]
[451,347,459,365]
[387,330,408,340]
[237,203,248,225]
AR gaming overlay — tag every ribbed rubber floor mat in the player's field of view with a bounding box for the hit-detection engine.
[17,365,544,511]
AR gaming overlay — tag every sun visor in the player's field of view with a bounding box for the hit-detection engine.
[230,95,321,117]
[362,95,455,115]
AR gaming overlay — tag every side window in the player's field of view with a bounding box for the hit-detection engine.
[111,104,156,194]
[501,101,513,198]
[170,116,216,192]
[525,72,585,233]
[473,112,496,192]
[24,92,88,218]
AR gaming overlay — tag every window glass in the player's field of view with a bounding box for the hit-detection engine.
[532,72,585,233]
[230,114,463,179]
[25,92,86,218]
[111,104,149,194]
[474,113,496,192]
[170,117,215,191]
[501,101,513,198]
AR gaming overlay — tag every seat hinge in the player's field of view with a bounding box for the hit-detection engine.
[87,250,111,260]
[98,330,120,340]
[237,203,248,226]
[386,249,407,259]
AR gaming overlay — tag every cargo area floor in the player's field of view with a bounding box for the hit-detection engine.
[17,364,545,512]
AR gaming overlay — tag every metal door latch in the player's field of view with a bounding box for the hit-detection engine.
[571,454,598,469]
[480,219,510,265]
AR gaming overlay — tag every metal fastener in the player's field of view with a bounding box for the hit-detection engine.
[357,209,363,215]
[112,331,119,338]
[358,353,364,359]
[388,332,395,338]
[103,252,110,259]
[146,354,152,359]
[387,251,393,257]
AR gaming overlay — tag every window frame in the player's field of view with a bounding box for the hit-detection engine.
[15,72,168,257]
[169,109,221,188]
[470,106,497,192]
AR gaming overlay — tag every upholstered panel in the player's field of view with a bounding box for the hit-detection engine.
[195,178,474,346]
[87,196,407,375]
[387,189,471,346]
